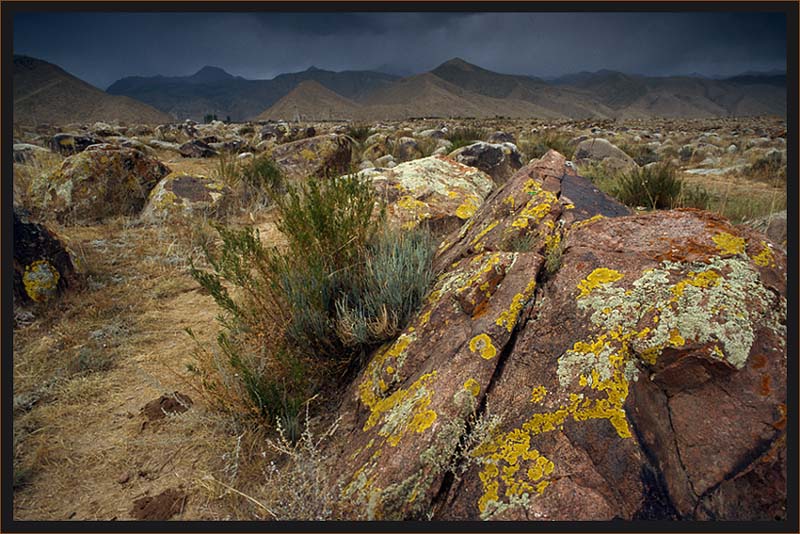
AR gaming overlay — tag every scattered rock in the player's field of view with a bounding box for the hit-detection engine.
[574,138,638,173]
[141,392,193,421]
[448,142,523,185]
[487,131,516,144]
[130,489,187,520]
[49,133,101,155]
[28,145,170,222]
[13,206,81,303]
[141,174,233,222]
[360,155,494,236]
[179,139,217,158]
[393,137,423,162]
[270,134,352,182]
[13,143,51,163]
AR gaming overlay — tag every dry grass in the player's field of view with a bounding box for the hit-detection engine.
[12,211,288,520]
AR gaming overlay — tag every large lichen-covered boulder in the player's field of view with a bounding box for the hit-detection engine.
[141,173,233,222]
[29,144,170,223]
[13,206,81,304]
[359,155,494,237]
[448,142,524,185]
[179,139,217,158]
[325,151,787,521]
[269,134,352,182]
[13,143,52,163]
[574,138,638,174]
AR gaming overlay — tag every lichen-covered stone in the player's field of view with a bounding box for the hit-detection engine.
[360,155,495,237]
[269,133,352,182]
[48,133,101,155]
[323,151,786,521]
[13,206,81,304]
[28,144,170,223]
[141,173,233,221]
[448,142,523,185]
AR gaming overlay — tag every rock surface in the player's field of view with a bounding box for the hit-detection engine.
[269,134,352,182]
[29,145,170,222]
[360,155,495,237]
[141,173,233,221]
[448,142,523,185]
[325,150,787,521]
[574,138,638,173]
[13,206,81,303]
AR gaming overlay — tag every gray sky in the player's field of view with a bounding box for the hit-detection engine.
[13,11,787,89]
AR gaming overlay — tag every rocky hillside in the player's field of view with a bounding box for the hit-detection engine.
[13,56,172,126]
[255,80,361,121]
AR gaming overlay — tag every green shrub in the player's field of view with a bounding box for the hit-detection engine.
[190,173,435,433]
[346,124,372,144]
[614,163,683,210]
[519,131,573,161]
[216,153,284,208]
[617,141,660,166]
[446,127,486,152]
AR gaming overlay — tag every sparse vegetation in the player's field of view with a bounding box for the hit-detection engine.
[617,140,660,166]
[518,130,573,161]
[614,163,684,209]
[346,124,372,144]
[446,126,487,152]
[190,172,435,434]
[215,152,285,209]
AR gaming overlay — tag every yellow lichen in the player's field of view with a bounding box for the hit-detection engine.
[470,221,499,251]
[455,194,482,220]
[530,386,547,403]
[495,279,536,332]
[469,334,498,360]
[752,243,776,267]
[576,268,624,299]
[22,260,60,302]
[464,378,481,397]
[712,231,746,256]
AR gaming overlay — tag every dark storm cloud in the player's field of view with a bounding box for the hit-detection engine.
[13,11,786,90]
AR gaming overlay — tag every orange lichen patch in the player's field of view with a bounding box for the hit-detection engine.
[464,378,481,397]
[668,329,685,347]
[469,334,498,360]
[772,404,787,430]
[752,242,776,268]
[712,232,746,256]
[576,268,623,298]
[530,386,547,404]
[760,375,772,396]
[496,279,537,332]
[751,354,768,369]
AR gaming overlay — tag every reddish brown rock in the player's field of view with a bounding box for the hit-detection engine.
[324,151,787,521]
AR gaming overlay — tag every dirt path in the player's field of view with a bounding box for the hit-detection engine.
[13,218,278,520]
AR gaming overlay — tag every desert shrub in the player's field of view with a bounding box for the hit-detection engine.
[216,153,284,208]
[346,124,372,144]
[333,228,436,350]
[614,163,684,209]
[617,140,660,166]
[446,127,486,152]
[190,173,435,433]
[677,183,712,210]
[519,130,573,161]
[744,152,786,186]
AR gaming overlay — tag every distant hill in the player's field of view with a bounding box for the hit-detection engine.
[107,65,399,121]
[13,55,172,126]
[256,80,361,121]
[550,68,786,117]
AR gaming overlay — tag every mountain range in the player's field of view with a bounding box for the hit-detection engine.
[13,55,787,125]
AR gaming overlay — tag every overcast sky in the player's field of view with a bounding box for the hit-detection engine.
[13,11,787,90]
